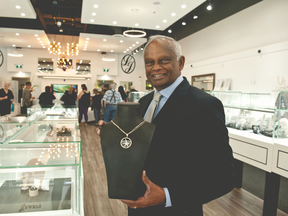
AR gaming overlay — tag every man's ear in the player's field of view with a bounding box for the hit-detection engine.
[179,56,185,70]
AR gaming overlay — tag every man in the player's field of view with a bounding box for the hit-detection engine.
[120,36,236,216]
[102,82,123,122]
[18,84,24,103]
[22,82,35,115]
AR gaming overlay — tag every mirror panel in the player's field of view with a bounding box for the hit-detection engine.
[191,73,215,91]
[38,58,54,74]
[76,60,91,74]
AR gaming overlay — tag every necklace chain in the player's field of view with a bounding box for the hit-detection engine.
[111,120,145,137]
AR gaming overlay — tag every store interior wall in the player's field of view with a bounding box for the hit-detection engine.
[180,0,288,93]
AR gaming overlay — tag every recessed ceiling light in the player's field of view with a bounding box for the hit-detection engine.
[92,12,96,16]
[168,29,172,33]
[136,41,139,44]
[124,51,126,53]
[35,34,38,37]
[28,45,31,47]
[37,38,40,40]
[193,14,198,19]
[84,47,87,49]
[97,49,100,51]
[140,47,144,50]
[135,23,139,27]
[156,25,160,28]
[21,13,25,16]
[94,4,98,8]
[181,5,186,8]
[86,38,89,40]
[126,49,129,51]
[39,41,42,43]
[207,3,212,10]
[90,19,94,22]
[103,39,106,41]
[113,21,117,24]
[41,44,44,46]
[182,22,186,26]
[163,19,167,23]
[16,5,21,9]
[59,29,63,32]
[16,33,19,36]
[85,41,89,43]
[171,13,176,16]
[132,44,135,46]
[84,49,86,50]
[12,44,16,47]
[129,47,132,49]
[111,50,113,52]
[43,46,46,48]
[120,40,123,43]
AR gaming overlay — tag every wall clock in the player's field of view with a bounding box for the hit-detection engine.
[121,54,136,74]
[0,50,4,67]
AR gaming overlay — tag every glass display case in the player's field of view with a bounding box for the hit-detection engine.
[128,91,151,103]
[0,145,81,215]
[0,115,43,126]
[0,123,28,145]
[206,91,242,107]
[8,123,80,145]
[274,91,288,143]
[241,93,271,109]
[28,104,78,121]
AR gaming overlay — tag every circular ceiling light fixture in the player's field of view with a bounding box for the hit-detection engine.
[92,12,96,16]
[94,4,98,8]
[123,30,146,38]
[181,5,186,8]
[207,2,212,10]
[193,14,198,19]
[182,22,186,26]
[21,13,25,16]
[57,21,62,27]
[168,29,172,33]
[16,5,21,9]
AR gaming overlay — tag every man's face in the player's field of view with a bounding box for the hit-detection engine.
[26,85,31,89]
[21,85,24,89]
[144,40,185,91]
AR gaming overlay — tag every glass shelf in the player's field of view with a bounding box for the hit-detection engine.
[0,123,29,145]
[9,123,81,144]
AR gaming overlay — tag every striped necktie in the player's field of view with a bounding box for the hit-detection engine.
[145,92,162,123]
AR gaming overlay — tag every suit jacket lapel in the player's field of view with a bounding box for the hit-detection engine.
[139,92,154,117]
[152,77,190,123]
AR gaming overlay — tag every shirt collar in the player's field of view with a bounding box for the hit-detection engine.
[155,75,184,99]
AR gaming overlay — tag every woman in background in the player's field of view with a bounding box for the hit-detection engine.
[62,85,77,106]
[0,81,14,116]
[118,86,126,102]
[91,88,102,126]
[39,86,55,106]
[77,84,90,126]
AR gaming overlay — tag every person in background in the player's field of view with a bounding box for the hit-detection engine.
[38,86,56,106]
[77,84,90,126]
[128,85,138,102]
[22,82,35,115]
[0,81,14,116]
[18,84,24,103]
[62,85,77,106]
[102,82,123,122]
[91,88,102,126]
[118,86,127,102]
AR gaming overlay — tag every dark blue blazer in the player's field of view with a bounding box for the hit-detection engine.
[134,77,236,215]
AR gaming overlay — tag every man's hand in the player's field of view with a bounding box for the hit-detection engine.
[121,170,166,209]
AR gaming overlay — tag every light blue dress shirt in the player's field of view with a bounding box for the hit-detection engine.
[144,75,184,207]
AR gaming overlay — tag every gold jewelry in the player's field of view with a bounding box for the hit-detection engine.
[111,120,145,149]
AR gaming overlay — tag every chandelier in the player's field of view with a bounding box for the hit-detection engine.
[48,40,79,57]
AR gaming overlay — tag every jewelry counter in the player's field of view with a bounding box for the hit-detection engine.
[0,123,29,145]
[0,144,82,215]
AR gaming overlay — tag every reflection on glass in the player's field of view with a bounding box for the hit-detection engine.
[38,58,54,74]
[76,59,91,74]
[191,73,215,91]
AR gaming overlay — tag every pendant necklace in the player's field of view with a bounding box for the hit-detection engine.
[111,120,146,149]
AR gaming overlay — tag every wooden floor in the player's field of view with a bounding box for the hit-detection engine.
[80,124,288,216]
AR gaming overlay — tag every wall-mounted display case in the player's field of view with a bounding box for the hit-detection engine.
[128,91,151,103]
[0,144,81,215]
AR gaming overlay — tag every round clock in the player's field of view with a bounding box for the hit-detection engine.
[0,50,3,67]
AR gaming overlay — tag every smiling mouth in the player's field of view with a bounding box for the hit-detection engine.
[152,74,166,78]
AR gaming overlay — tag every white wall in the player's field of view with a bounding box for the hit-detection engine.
[180,0,288,93]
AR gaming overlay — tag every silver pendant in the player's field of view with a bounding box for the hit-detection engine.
[120,137,132,149]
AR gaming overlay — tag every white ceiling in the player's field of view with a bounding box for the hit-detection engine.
[0,0,36,19]
[81,0,205,31]
[0,0,205,54]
